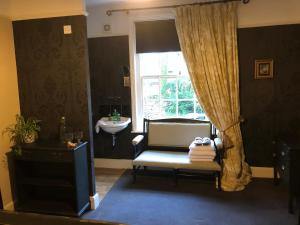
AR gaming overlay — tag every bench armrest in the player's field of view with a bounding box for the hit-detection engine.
[132,135,145,159]
[132,135,144,146]
[213,137,223,151]
[213,137,224,167]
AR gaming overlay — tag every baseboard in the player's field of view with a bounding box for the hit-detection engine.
[250,166,274,179]
[94,158,132,169]
[94,159,273,179]
[4,201,14,211]
[90,193,100,210]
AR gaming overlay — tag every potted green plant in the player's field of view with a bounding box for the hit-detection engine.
[3,115,40,154]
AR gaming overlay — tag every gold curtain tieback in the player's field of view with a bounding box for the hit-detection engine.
[219,116,245,150]
[220,116,245,133]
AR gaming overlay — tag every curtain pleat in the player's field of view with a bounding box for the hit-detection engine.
[175,2,251,191]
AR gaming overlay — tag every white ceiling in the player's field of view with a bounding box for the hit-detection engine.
[85,0,215,7]
[85,0,154,6]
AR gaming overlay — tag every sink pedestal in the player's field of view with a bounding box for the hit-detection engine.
[112,134,117,147]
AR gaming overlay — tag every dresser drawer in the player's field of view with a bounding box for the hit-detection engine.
[17,149,74,162]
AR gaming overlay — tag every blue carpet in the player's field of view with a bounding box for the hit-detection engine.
[83,170,298,225]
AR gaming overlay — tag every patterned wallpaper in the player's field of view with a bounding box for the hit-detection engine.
[13,15,96,194]
[13,16,93,142]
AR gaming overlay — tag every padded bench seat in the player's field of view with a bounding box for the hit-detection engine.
[133,150,221,171]
[132,118,223,189]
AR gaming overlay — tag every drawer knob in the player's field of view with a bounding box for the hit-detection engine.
[281,151,285,156]
[281,165,285,171]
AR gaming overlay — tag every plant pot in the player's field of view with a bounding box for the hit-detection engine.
[23,132,36,144]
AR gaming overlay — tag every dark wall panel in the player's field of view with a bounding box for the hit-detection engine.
[88,36,133,159]
[13,16,96,194]
[13,16,93,143]
[238,24,300,166]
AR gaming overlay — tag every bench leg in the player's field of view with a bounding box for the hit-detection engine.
[173,169,178,186]
[288,194,294,214]
[132,165,137,184]
[216,171,222,191]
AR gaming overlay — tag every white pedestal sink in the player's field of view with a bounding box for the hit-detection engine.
[95,117,131,147]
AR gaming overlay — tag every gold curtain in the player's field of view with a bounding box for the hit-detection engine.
[175,2,251,191]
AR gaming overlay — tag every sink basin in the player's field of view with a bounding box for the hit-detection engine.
[95,117,131,134]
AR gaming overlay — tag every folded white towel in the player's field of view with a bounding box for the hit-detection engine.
[189,140,214,151]
[190,155,215,160]
[188,140,216,161]
[190,158,214,162]
[189,150,216,157]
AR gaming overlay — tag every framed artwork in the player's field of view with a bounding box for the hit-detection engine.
[254,59,274,79]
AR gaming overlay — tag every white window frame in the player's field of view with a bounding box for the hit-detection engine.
[128,9,176,132]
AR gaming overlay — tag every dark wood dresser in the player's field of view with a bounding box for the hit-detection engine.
[274,138,300,224]
[10,141,90,217]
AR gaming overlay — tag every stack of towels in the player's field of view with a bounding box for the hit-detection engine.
[188,138,216,162]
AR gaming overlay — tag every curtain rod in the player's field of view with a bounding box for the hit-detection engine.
[106,0,250,16]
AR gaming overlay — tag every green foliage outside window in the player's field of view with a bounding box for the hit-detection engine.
[178,78,193,99]
[160,78,176,99]
[178,101,194,116]
[141,52,205,119]
[162,101,176,116]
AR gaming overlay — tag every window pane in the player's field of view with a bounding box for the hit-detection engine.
[143,78,159,104]
[161,101,176,117]
[177,53,189,77]
[195,102,205,114]
[144,104,160,119]
[178,101,194,116]
[160,78,176,99]
[139,51,207,123]
[139,52,189,76]
[139,53,161,76]
[143,78,160,119]
[164,52,189,76]
[178,77,194,99]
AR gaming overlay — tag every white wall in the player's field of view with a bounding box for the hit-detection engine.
[0,15,20,210]
[1,0,87,21]
[87,0,300,38]
[238,0,300,28]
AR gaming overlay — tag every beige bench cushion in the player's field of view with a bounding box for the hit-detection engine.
[148,122,211,147]
[133,150,221,171]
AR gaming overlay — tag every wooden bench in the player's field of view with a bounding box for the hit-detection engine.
[132,118,223,190]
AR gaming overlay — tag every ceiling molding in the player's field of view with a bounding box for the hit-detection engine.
[11,10,87,21]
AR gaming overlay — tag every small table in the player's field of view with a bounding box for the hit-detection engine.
[9,140,90,217]
[274,138,300,224]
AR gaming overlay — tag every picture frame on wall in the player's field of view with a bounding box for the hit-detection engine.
[254,59,274,79]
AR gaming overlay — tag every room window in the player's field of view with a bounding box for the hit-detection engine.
[137,52,205,120]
